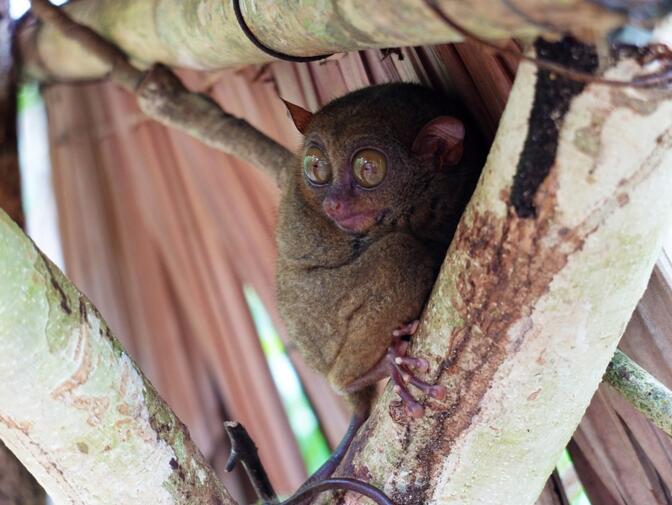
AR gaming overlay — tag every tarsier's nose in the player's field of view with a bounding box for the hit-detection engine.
[322,197,346,220]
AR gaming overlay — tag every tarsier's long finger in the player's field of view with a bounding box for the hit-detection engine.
[404,372,447,400]
[390,365,424,418]
[394,355,429,372]
[392,319,420,338]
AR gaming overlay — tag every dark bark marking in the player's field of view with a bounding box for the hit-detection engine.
[511,37,598,218]
[78,296,88,323]
[51,276,71,315]
[37,250,72,315]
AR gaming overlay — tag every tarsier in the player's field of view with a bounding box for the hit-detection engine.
[275,82,484,502]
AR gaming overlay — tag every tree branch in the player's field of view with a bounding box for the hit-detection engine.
[604,349,672,437]
[0,211,238,505]
[325,43,672,505]
[18,1,626,82]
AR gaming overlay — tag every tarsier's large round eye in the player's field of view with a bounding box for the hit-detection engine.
[303,146,331,185]
[352,149,387,189]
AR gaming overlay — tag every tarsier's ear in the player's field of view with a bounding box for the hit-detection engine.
[411,116,465,169]
[281,99,314,135]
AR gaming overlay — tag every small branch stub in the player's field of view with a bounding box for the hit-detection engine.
[224,421,277,503]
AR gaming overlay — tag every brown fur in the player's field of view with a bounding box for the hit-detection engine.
[276,83,484,406]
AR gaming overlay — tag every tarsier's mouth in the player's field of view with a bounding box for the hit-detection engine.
[333,209,389,234]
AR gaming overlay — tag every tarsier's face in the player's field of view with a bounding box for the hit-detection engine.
[285,83,469,237]
[301,140,394,234]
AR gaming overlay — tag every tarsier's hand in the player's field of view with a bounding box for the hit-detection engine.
[390,321,447,417]
[345,320,446,418]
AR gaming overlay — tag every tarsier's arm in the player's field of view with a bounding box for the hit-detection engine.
[135,65,294,187]
[30,0,294,188]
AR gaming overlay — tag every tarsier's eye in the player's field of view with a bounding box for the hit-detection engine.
[352,149,387,189]
[303,146,331,185]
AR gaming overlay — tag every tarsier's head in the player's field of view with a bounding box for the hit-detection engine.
[284,83,481,239]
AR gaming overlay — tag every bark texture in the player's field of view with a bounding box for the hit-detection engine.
[0,211,235,505]
[17,0,624,81]
[326,46,672,505]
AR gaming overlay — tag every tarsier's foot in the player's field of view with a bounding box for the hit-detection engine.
[389,320,447,418]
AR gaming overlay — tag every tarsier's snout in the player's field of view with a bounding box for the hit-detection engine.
[322,196,382,233]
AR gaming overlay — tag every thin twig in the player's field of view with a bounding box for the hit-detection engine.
[604,349,672,437]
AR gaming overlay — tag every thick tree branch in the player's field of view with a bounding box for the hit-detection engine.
[18,1,626,82]
[325,45,672,505]
[0,211,237,505]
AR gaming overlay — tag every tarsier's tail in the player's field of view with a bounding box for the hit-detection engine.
[225,404,396,505]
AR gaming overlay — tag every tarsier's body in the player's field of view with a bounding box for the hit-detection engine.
[276,83,483,421]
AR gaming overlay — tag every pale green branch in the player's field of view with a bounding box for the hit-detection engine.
[605,349,672,437]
